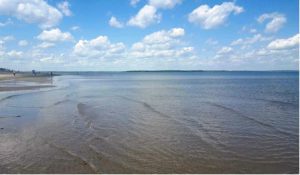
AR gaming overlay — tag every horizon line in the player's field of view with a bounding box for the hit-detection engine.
[1,69,299,72]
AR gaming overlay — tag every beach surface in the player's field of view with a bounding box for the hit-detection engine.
[0,71,298,173]
[0,72,54,92]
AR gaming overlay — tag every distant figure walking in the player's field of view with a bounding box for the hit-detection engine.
[50,72,53,77]
[13,71,16,77]
[32,70,36,76]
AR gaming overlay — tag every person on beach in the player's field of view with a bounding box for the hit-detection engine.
[13,71,16,77]
[32,70,36,76]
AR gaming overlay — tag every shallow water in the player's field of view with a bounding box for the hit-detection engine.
[0,71,298,173]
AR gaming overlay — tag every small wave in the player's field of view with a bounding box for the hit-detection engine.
[0,115,21,119]
[253,97,298,108]
[88,144,133,173]
[118,96,173,120]
[44,140,99,173]
[204,101,297,137]
[5,105,44,109]
[77,103,93,128]
[77,103,88,115]
[181,117,229,149]
[0,94,23,102]
[52,99,71,106]
[4,98,71,109]
[117,95,225,152]
[0,86,64,104]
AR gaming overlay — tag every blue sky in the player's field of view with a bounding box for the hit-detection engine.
[0,0,299,71]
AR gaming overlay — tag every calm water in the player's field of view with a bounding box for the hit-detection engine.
[0,71,299,173]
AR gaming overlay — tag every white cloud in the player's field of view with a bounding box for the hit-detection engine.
[127,0,181,28]
[37,42,55,49]
[149,0,182,9]
[130,28,194,59]
[188,2,244,29]
[127,5,161,28]
[212,34,298,69]
[169,27,185,37]
[267,34,299,50]
[250,28,257,33]
[231,34,271,46]
[73,36,126,58]
[0,40,5,56]
[39,55,63,63]
[6,50,23,58]
[206,38,219,45]
[142,28,184,44]
[257,13,286,33]
[109,16,124,28]
[18,40,28,46]
[71,26,79,31]
[1,35,14,41]
[0,0,63,28]
[242,26,257,34]
[72,27,193,63]
[217,46,232,54]
[130,0,140,6]
[37,28,73,42]
[57,1,72,16]
[0,18,13,27]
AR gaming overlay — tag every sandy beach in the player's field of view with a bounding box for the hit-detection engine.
[0,72,55,92]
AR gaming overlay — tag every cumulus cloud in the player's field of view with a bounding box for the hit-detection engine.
[37,28,73,42]
[37,42,55,49]
[130,28,194,58]
[127,0,182,28]
[1,35,14,41]
[0,18,13,27]
[71,26,79,31]
[109,16,124,28]
[250,29,257,33]
[0,0,63,28]
[57,1,72,16]
[72,27,193,62]
[213,34,298,69]
[73,36,126,58]
[18,40,28,46]
[267,34,299,50]
[39,55,63,63]
[257,13,286,33]
[217,46,232,54]
[188,2,244,29]
[142,27,184,44]
[149,0,182,9]
[130,0,140,6]
[231,34,271,46]
[6,50,23,58]
[206,38,218,45]
[127,5,161,28]
[242,26,257,34]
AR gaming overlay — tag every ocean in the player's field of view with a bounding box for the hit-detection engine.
[0,71,298,173]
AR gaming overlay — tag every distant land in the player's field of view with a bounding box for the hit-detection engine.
[125,70,299,72]
[1,68,299,73]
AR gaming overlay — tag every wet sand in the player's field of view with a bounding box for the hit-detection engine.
[0,72,54,92]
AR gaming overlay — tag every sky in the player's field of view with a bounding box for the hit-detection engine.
[0,0,299,71]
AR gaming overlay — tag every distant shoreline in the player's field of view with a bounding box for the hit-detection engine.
[16,70,298,73]
[0,72,55,92]
[125,70,299,73]
[1,69,299,74]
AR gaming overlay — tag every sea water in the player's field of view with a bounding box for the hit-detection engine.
[0,71,298,173]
